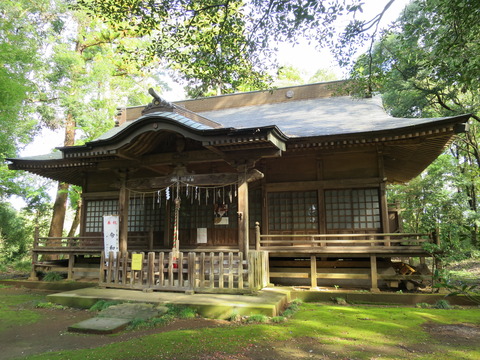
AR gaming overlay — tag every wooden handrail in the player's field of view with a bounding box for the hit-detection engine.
[259,233,430,238]
[257,232,432,249]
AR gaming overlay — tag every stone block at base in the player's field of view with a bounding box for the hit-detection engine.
[68,317,130,334]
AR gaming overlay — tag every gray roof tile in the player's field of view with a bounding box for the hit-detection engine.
[197,96,454,137]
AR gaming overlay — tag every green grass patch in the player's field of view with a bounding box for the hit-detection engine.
[35,302,67,310]
[126,304,197,331]
[89,300,125,312]
[165,303,197,319]
[42,272,65,282]
[21,302,480,360]
[0,289,46,332]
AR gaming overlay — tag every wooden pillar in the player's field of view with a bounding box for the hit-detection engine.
[255,222,261,250]
[377,148,391,246]
[67,254,75,280]
[119,172,129,254]
[310,255,317,288]
[370,255,379,292]
[238,174,249,256]
[380,182,391,246]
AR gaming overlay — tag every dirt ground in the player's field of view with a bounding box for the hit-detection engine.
[2,286,479,360]
[1,286,232,360]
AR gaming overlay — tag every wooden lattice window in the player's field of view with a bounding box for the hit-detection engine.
[85,199,118,233]
[129,197,163,232]
[268,191,318,231]
[84,198,162,233]
[325,188,381,230]
[177,195,238,229]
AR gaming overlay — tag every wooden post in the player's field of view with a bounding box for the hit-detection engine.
[310,255,317,288]
[219,252,224,289]
[147,252,155,287]
[29,227,40,281]
[255,222,261,250]
[370,255,379,292]
[67,254,75,280]
[237,173,249,256]
[118,172,129,254]
[188,252,195,291]
[379,182,391,246]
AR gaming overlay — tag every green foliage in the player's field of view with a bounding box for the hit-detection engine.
[126,304,196,330]
[281,299,303,317]
[433,269,480,305]
[35,302,67,310]
[331,297,348,305]
[270,315,286,323]
[89,300,124,312]
[389,154,477,259]
[415,302,431,308]
[0,202,33,262]
[165,304,197,319]
[245,314,268,323]
[76,0,387,97]
[42,272,65,282]
[351,0,480,251]
[433,299,453,310]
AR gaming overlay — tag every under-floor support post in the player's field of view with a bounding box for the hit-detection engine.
[370,255,379,292]
[310,255,317,288]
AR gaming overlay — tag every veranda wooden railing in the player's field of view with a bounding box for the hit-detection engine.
[99,250,269,294]
[255,225,436,255]
[32,232,152,251]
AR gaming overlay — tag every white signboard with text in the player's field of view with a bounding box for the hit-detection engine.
[103,215,119,257]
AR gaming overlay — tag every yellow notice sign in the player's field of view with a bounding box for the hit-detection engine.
[131,253,143,271]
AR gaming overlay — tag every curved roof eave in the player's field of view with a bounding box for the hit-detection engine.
[286,113,472,145]
[56,112,289,156]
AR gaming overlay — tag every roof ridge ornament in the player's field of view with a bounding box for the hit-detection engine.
[142,88,175,114]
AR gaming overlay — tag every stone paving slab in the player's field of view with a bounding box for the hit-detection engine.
[98,302,169,320]
[68,302,170,334]
[68,317,130,334]
[47,287,291,319]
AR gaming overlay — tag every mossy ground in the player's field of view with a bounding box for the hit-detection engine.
[16,302,480,360]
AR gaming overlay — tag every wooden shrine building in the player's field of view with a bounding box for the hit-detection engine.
[8,81,471,293]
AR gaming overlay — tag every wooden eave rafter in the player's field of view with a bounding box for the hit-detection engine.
[287,125,459,150]
[59,116,287,160]
[8,157,105,186]
[285,113,471,183]
[8,117,287,186]
[124,169,264,191]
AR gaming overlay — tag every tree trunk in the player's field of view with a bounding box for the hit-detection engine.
[67,199,82,238]
[45,113,75,258]
[48,182,69,238]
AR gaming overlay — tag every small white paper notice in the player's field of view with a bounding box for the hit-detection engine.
[197,228,207,244]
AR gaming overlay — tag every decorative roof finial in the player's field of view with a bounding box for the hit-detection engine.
[142,88,175,114]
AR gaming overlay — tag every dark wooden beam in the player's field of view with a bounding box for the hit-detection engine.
[125,169,264,190]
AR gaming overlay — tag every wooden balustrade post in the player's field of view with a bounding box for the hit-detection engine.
[255,222,261,250]
[188,252,195,291]
[370,255,379,292]
[67,254,75,280]
[310,255,317,288]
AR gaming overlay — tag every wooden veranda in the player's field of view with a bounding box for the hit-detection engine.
[30,225,437,292]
